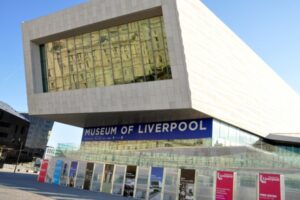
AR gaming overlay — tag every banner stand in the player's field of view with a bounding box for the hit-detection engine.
[257,173,285,200]
[37,159,49,183]
[213,170,236,200]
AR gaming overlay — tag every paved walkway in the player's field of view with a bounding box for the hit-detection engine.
[0,185,51,200]
[0,172,134,200]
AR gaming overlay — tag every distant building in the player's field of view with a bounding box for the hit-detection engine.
[0,101,30,163]
[0,101,54,164]
[22,113,54,158]
[44,146,56,160]
[44,144,78,159]
[56,143,78,152]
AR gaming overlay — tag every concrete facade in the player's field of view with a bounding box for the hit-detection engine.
[176,0,300,137]
[22,0,193,127]
[22,0,300,138]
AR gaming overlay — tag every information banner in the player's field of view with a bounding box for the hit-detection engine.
[82,118,212,142]
[178,169,195,200]
[83,162,94,190]
[68,161,78,187]
[258,173,283,200]
[52,160,63,185]
[123,166,137,197]
[102,164,114,193]
[60,162,70,186]
[37,159,49,183]
[149,167,164,200]
[215,171,235,200]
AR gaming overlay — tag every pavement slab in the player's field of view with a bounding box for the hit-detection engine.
[0,172,134,200]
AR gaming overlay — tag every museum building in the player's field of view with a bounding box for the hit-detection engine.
[23,0,300,199]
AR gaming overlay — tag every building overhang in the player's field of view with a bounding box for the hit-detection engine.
[30,109,210,128]
[265,133,300,145]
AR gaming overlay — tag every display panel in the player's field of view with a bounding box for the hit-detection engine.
[112,165,126,195]
[37,159,49,183]
[123,165,137,197]
[178,169,195,200]
[52,159,63,185]
[196,169,214,200]
[60,160,70,186]
[149,167,164,200]
[215,171,235,200]
[235,171,256,200]
[258,173,283,200]
[163,168,179,200]
[135,167,150,199]
[91,163,104,191]
[75,161,87,189]
[102,164,114,193]
[45,158,57,183]
[41,16,171,93]
[83,162,94,190]
[68,161,78,187]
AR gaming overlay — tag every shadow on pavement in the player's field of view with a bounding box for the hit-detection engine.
[0,172,133,200]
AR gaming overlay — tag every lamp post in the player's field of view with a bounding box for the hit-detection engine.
[14,138,23,173]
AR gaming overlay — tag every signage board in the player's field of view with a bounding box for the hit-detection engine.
[149,167,164,200]
[215,171,235,200]
[52,160,63,185]
[178,169,195,200]
[124,166,137,197]
[37,159,49,183]
[44,147,55,160]
[102,164,114,193]
[83,162,94,190]
[68,161,78,187]
[82,118,212,141]
[258,173,284,200]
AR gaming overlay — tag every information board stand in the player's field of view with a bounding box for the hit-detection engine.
[213,170,236,200]
[257,173,285,200]
[37,159,49,183]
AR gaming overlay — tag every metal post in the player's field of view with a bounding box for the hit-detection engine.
[14,141,23,173]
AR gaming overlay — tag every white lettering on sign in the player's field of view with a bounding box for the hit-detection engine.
[259,175,280,184]
[83,119,210,141]
[217,172,234,181]
[85,127,117,136]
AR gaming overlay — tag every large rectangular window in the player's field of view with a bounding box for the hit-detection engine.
[40,16,172,92]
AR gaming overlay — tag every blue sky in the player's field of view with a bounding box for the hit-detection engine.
[0,0,299,148]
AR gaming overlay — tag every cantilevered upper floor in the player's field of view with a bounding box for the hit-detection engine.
[22,0,300,138]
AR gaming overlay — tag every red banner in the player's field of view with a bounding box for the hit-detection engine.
[258,173,281,200]
[215,171,234,200]
[37,159,49,183]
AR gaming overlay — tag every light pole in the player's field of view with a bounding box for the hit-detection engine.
[14,138,23,173]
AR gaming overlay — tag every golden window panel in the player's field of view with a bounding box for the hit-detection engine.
[41,16,171,92]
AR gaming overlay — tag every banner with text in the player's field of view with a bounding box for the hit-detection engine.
[215,171,235,200]
[68,161,78,187]
[37,159,49,183]
[82,118,212,142]
[52,160,63,185]
[258,173,284,200]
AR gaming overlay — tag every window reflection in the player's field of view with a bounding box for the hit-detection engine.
[41,16,172,92]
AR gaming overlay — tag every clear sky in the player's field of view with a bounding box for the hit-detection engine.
[0,0,299,147]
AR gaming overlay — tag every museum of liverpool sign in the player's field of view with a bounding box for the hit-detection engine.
[82,118,212,141]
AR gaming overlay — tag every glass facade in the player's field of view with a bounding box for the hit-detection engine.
[211,120,300,169]
[53,121,298,173]
[91,163,104,192]
[135,167,150,199]
[45,119,300,199]
[53,119,300,172]
[40,16,171,92]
